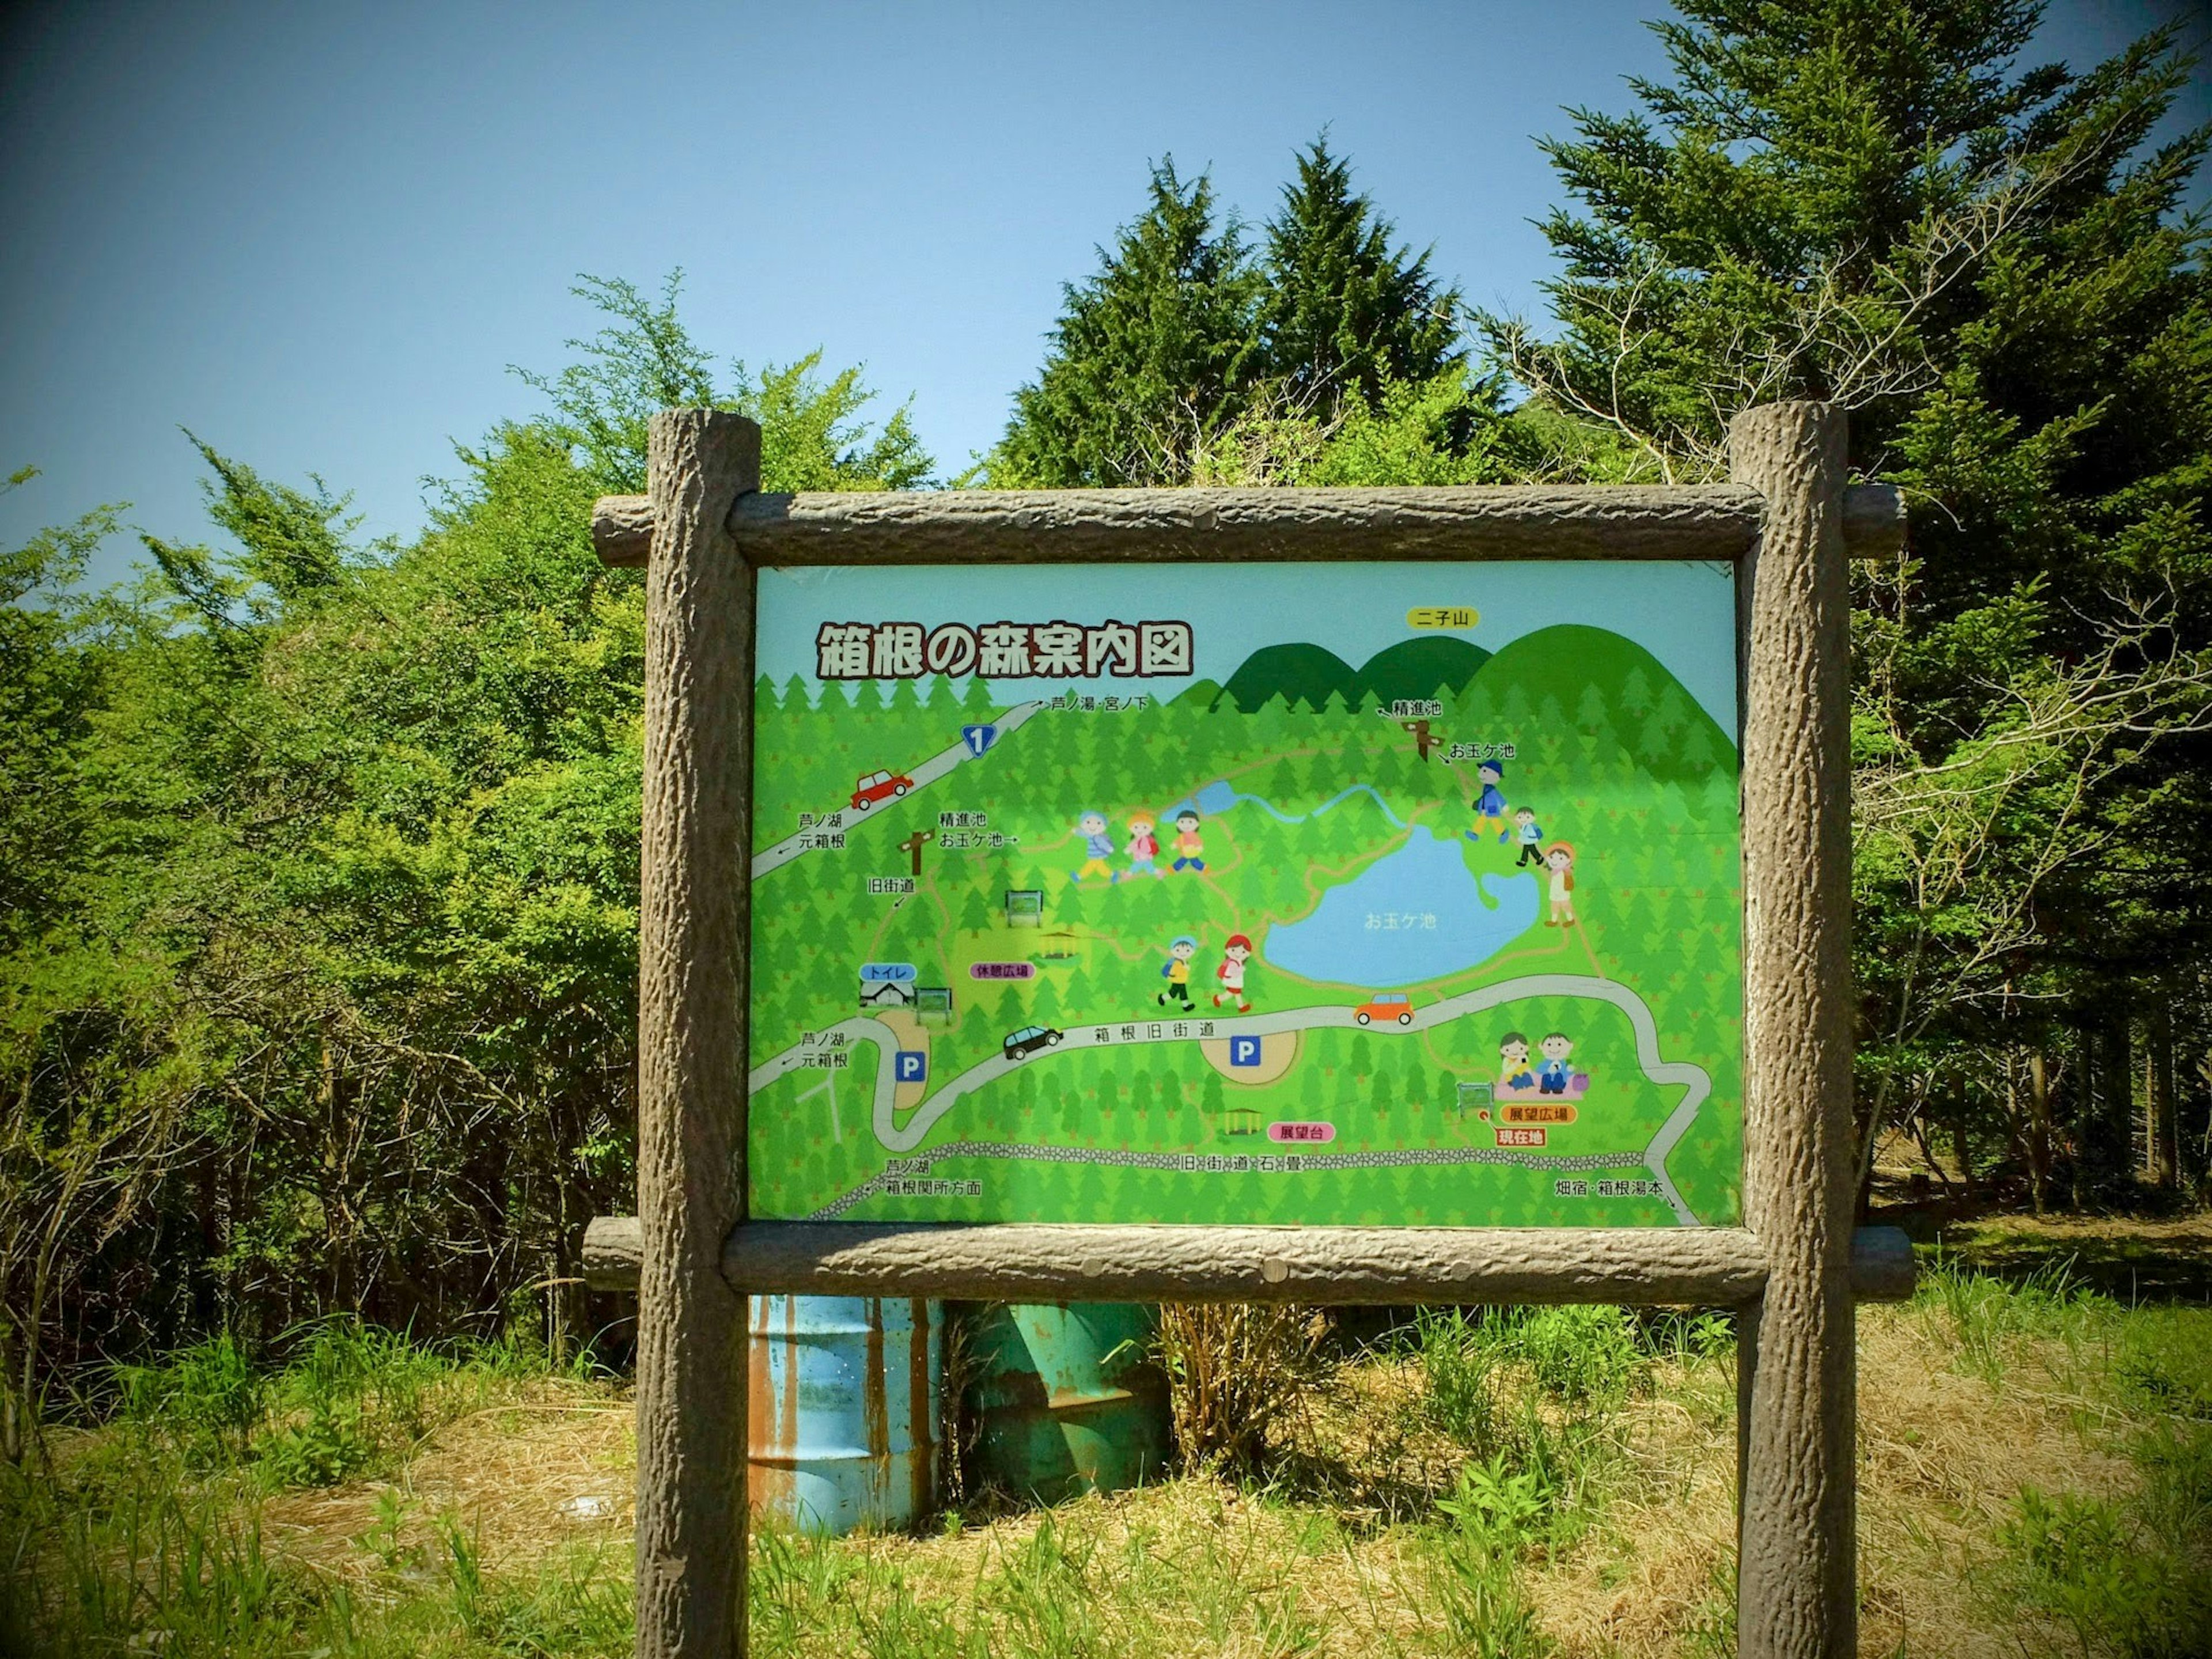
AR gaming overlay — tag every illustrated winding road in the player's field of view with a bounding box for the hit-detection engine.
[748,974,1711,1226]
[751,699,1047,879]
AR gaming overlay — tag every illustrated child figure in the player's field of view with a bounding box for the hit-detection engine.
[1171,808,1206,872]
[1157,935,1198,1007]
[1543,841,1577,926]
[1498,1031,1535,1091]
[1512,806,1544,868]
[1537,1032,1574,1095]
[1214,933,1255,1012]
[1466,760,1509,843]
[1074,810,1116,882]
[1125,813,1164,880]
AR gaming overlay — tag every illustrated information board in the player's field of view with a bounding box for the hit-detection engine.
[747,562,1743,1228]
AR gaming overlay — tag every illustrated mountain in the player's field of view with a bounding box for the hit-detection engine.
[1209,635,1493,712]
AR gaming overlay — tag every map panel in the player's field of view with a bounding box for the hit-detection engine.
[748,560,1743,1228]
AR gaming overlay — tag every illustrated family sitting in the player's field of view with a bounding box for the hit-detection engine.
[1497,1031,1589,1099]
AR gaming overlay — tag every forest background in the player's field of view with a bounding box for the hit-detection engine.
[5,0,2211,1458]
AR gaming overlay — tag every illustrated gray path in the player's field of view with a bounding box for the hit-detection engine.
[751,698,1047,878]
[748,974,1710,1225]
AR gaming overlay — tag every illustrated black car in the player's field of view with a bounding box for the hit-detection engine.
[1001,1024,1064,1060]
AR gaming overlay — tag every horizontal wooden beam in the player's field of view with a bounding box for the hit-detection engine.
[590,482,1906,570]
[581,1217,1919,1305]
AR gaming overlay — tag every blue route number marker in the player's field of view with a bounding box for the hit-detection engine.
[895,1051,928,1085]
[960,724,998,757]
[1229,1036,1262,1069]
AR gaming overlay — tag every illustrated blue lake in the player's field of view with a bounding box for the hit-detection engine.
[1260,824,1540,987]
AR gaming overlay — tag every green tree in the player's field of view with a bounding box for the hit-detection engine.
[1501,2,2212,1203]
[1259,135,1464,419]
[991,160,1266,486]
[516,271,932,493]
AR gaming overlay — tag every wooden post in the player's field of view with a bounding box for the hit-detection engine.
[1730,401,1857,1659]
[634,411,760,1659]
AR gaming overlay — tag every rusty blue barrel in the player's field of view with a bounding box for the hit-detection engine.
[964,1302,1170,1502]
[748,1296,942,1535]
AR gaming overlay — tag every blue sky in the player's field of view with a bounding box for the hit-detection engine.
[2,1,2205,588]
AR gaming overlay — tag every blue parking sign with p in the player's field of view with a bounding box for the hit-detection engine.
[895,1051,927,1084]
[1229,1036,1262,1068]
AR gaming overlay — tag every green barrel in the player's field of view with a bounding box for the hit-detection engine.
[963,1302,1171,1502]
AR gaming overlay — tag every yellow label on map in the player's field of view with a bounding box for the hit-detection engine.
[1406,606,1479,630]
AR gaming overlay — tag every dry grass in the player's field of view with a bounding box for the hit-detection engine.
[257,1377,635,1590]
[29,1256,2202,1658]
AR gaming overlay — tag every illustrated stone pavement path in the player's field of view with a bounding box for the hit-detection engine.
[750,974,1710,1226]
[747,703,1713,1226]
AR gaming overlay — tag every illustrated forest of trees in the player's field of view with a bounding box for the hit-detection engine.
[6,1,2211,1449]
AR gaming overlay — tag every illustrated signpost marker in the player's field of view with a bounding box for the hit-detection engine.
[897,828,929,878]
[585,404,1910,1659]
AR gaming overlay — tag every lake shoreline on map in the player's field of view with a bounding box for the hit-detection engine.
[748,566,1745,1230]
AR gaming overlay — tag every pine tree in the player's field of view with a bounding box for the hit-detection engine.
[992,160,1266,486]
[1490,0,2212,1203]
[1259,135,1465,419]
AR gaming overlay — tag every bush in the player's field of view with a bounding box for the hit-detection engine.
[1990,1486,2212,1659]
[1154,1303,1327,1474]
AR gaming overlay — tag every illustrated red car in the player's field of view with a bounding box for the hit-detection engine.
[1354,992,1415,1027]
[849,769,914,810]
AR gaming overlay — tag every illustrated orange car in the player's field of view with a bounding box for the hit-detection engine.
[850,769,914,810]
[1354,992,1415,1027]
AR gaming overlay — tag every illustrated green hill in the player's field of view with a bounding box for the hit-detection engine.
[1211,635,1492,712]
[1353,637,1496,709]
[1468,624,1738,780]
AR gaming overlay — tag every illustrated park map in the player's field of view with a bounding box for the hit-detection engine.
[747,561,1743,1229]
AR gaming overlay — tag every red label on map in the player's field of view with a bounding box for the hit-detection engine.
[1494,1126,1548,1147]
[1502,1103,1577,1124]
[1267,1121,1336,1144]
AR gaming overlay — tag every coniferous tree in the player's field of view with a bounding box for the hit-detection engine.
[1260,135,1464,419]
[1491,0,2212,1201]
[993,160,1266,487]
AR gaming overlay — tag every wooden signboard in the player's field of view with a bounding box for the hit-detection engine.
[585,402,1911,1659]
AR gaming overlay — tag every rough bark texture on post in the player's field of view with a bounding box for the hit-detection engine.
[581,1215,1916,1304]
[725,1222,1776,1303]
[592,479,1907,570]
[632,411,760,1659]
[1730,402,1858,1659]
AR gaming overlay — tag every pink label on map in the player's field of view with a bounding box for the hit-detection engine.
[969,961,1036,980]
[1267,1121,1336,1145]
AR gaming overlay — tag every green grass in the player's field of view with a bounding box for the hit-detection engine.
[6,1263,2208,1657]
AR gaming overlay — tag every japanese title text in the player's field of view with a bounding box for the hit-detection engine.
[816,619,1194,681]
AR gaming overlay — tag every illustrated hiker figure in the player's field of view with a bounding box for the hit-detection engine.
[1214,933,1254,1012]
[1537,1032,1574,1094]
[1543,841,1577,926]
[1512,806,1544,868]
[1125,813,1164,880]
[1498,1031,1533,1091]
[1074,810,1116,882]
[1468,760,1509,842]
[1157,935,1197,1007]
[1171,808,1206,872]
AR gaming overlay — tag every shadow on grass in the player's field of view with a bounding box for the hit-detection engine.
[1872,1202,2212,1304]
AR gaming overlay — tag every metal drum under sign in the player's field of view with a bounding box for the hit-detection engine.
[964,1302,1171,1503]
[748,1296,942,1535]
